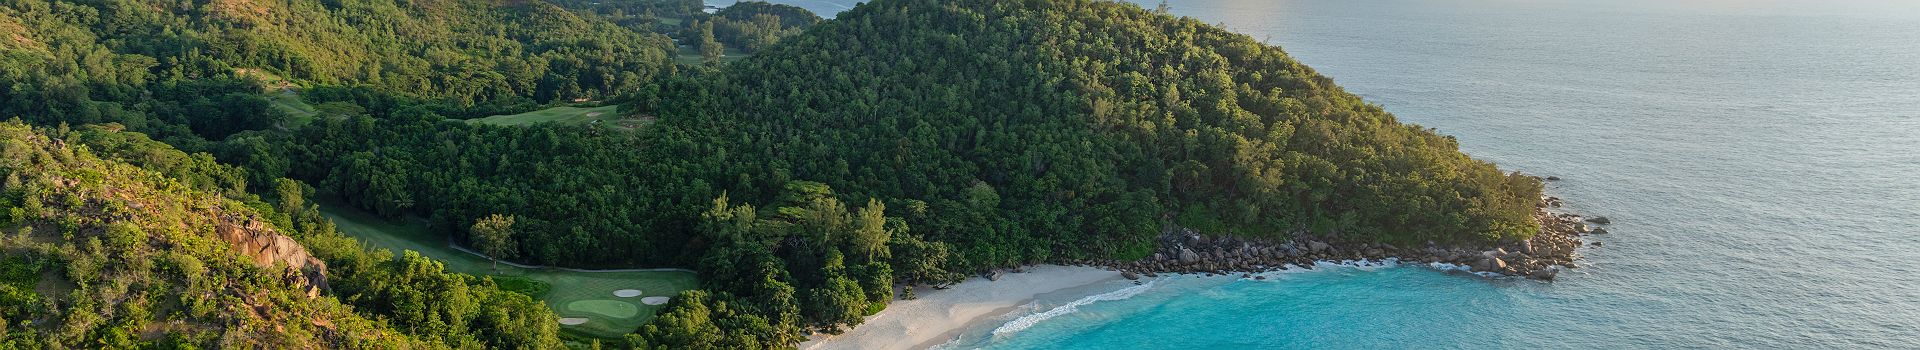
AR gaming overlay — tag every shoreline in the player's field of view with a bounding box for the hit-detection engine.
[803,195,1605,349]
[800,255,1541,350]
[1078,196,1602,281]
[798,265,1123,350]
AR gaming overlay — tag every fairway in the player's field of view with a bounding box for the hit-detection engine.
[319,204,697,339]
[674,44,751,65]
[467,105,650,129]
[268,89,319,128]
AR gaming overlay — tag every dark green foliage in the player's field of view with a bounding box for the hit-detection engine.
[1,0,679,144]
[710,2,821,53]
[673,0,1542,260]
[5,0,1543,347]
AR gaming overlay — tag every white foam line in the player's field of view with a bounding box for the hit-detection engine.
[990,280,1157,337]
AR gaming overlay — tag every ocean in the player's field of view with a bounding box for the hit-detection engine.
[733,0,1920,347]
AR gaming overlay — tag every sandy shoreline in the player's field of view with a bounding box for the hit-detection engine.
[798,265,1121,350]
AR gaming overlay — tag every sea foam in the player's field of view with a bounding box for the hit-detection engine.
[989,280,1157,337]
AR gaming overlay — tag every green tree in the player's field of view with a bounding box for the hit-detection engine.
[472,214,519,271]
[849,199,891,261]
[698,20,725,63]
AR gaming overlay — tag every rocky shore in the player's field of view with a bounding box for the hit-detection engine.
[1068,196,1606,281]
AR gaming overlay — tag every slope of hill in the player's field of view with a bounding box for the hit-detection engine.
[0,0,678,143]
[655,0,1542,262]
[0,121,563,348]
[620,0,1544,347]
[0,122,412,347]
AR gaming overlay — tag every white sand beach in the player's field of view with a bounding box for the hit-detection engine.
[799,265,1121,350]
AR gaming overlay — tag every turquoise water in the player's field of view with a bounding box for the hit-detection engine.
[764,0,1920,347]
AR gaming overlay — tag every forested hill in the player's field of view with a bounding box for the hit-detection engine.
[1,0,675,143]
[0,121,564,347]
[651,0,1542,263]
[625,0,1546,347]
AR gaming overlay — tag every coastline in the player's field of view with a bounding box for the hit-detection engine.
[798,265,1122,350]
[802,195,1604,349]
[1081,196,1601,281]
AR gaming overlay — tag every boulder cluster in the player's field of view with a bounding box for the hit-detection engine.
[216,214,330,298]
[1076,196,1606,281]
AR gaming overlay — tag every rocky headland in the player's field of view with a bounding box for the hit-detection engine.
[1069,195,1606,281]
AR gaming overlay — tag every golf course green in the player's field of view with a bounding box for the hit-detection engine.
[319,204,697,339]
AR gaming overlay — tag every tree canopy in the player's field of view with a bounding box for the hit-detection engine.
[2,0,1544,348]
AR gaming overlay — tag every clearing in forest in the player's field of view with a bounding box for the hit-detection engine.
[674,44,751,65]
[319,204,697,339]
[467,105,651,129]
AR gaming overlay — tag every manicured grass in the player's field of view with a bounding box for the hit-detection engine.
[267,89,319,128]
[466,105,650,130]
[674,45,751,65]
[319,204,698,339]
[567,300,640,318]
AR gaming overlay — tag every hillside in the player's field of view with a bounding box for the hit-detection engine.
[2,0,1555,347]
[0,122,408,347]
[0,0,678,143]
[652,0,1542,262]
[0,121,562,348]
[622,0,1547,347]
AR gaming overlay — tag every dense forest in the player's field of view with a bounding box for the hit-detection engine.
[2,0,1544,348]
[1,0,679,147]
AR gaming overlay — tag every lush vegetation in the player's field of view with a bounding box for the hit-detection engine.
[0,121,561,348]
[705,2,822,54]
[316,202,699,339]
[466,105,642,129]
[1,0,680,148]
[4,0,1543,348]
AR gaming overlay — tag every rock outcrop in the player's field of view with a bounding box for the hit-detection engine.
[216,215,329,298]
[1079,196,1598,282]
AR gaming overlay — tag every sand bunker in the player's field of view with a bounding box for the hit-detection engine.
[586,112,604,117]
[558,317,589,325]
[613,289,642,298]
[642,296,670,305]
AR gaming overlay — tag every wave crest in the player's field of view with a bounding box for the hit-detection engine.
[990,280,1157,337]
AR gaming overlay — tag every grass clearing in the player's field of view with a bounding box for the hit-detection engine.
[467,105,652,130]
[674,44,751,65]
[267,89,319,128]
[319,204,697,339]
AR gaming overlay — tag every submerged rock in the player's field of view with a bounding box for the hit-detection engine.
[1530,267,1559,280]
[1585,216,1611,224]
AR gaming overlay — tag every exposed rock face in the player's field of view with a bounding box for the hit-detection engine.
[216,215,329,298]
